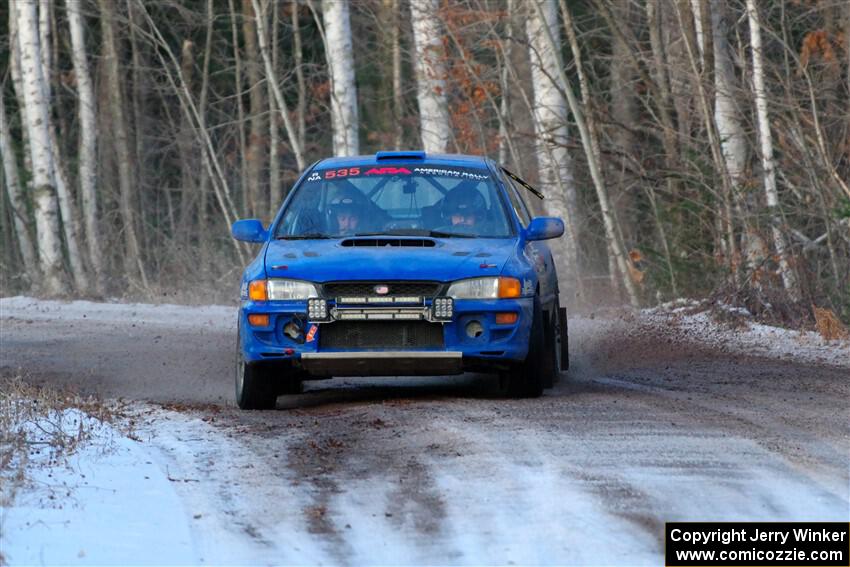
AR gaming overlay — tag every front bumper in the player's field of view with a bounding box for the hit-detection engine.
[238,297,534,375]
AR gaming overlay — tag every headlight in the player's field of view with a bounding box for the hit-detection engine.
[249,279,319,301]
[268,279,319,300]
[447,277,521,299]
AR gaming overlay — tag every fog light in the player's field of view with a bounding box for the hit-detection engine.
[495,312,518,325]
[248,314,270,327]
[432,297,453,320]
[465,320,484,338]
[307,298,328,320]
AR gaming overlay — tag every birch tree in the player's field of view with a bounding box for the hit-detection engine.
[525,0,582,291]
[14,0,67,295]
[67,0,103,292]
[38,2,87,292]
[410,0,450,153]
[746,0,800,300]
[0,91,39,281]
[322,0,359,156]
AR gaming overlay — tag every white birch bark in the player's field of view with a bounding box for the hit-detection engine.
[68,0,104,292]
[322,0,359,156]
[410,0,450,153]
[9,9,34,197]
[40,0,89,293]
[526,0,581,290]
[746,0,800,300]
[711,0,746,186]
[15,0,67,295]
[0,91,39,280]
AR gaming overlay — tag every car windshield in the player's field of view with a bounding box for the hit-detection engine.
[274,164,514,239]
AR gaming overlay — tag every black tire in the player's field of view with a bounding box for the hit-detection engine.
[235,329,277,410]
[558,305,569,372]
[506,298,547,398]
[542,302,563,388]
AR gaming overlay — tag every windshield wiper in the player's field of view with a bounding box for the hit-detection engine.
[276,233,332,240]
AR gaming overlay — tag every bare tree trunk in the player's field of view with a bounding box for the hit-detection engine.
[99,0,147,287]
[15,0,67,295]
[177,38,196,237]
[242,0,268,216]
[746,0,800,300]
[0,91,39,281]
[410,0,450,153]
[525,0,584,296]
[321,0,359,156]
[531,0,639,306]
[269,0,282,212]
[227,0,249,215]
[292,1,306,151]
[390,0,403,150]
[8,8,34,201]
[252,0,305,170]
[198,0,214,261]
[35,0,89,292]
[67,0,104,293]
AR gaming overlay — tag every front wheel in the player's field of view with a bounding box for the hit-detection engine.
[235,331,277,410]
[505,299,547,398]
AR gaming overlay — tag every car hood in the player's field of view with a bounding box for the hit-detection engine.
[263,237,517,282]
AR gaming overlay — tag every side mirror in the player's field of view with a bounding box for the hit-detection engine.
[231,219,268,243]
[525,217,564,241]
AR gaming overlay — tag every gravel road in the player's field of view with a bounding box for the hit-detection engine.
[2,299,848,564]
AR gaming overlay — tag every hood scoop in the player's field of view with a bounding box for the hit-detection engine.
[341,237,436,248]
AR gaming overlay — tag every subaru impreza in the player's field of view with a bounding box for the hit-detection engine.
[231,151,567,409]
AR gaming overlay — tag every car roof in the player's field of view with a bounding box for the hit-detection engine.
[315,151,490,170]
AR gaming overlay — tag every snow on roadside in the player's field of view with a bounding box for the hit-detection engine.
[0,402,333,565]
[640,304,850,368]
[0,296,235,330]
[1,409,197,565]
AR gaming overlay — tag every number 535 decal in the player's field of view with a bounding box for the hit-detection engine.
[324,167,360,179]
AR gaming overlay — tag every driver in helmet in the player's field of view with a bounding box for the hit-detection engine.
[329,189,365,235]
[442,183,486,228]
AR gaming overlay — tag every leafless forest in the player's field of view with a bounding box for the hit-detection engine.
[1,0,848,323]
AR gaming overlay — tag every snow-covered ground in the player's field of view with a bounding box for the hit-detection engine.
[642,300,849,368]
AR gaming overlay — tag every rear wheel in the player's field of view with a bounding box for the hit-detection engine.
[506,298,548,398]
[558,304,569,372]
[235,329,277,410]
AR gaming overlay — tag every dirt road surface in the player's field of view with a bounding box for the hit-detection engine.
[2,299,848,564]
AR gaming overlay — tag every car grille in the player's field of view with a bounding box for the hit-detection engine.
[319,321,444,349]
[322,281,441,299]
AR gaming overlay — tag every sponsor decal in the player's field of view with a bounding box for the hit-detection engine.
[305,324,318,343]
[240,281,248,300]
[413,167,489,181]
[364,167,411,176]
[307,172,321,182]
[522,279,534,296]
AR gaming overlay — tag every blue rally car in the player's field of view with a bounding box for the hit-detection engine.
[231,151,568,409]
